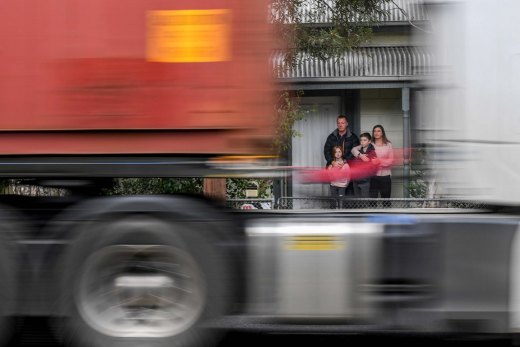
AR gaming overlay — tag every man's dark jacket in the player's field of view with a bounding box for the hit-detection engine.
[324,128,360,165]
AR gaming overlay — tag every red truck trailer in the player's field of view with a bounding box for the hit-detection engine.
[0,0,275,158]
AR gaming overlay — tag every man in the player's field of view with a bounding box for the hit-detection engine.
[324,115,359,197]
[324,115,359,166]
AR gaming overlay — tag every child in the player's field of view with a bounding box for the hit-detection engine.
[327,145,351,197]
[351,133,377,198]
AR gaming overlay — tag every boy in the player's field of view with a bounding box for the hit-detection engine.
[351,133,377,198]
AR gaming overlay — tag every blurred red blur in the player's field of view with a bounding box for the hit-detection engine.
[296,148,409,183]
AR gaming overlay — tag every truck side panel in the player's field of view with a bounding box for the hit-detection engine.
[0,0,274,155]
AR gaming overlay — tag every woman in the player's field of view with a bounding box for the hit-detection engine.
[368,125,393,198]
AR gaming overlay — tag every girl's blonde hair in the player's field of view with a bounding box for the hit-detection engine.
[331,145,344,159]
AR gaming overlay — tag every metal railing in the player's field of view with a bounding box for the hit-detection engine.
[226,198,276,210]
[226,197,489,210]
[276,197,490,210]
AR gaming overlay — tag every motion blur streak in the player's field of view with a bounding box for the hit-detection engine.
[295,148,409,183]
[416,0,520,205]
[4,1,520,347]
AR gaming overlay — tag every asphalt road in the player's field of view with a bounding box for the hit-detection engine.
[7,318,515,347]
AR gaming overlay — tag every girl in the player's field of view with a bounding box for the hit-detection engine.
[327,146,351,197]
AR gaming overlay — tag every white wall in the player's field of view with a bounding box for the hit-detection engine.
[291,96,340,197]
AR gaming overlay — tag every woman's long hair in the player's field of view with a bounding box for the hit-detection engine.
[372,124,390,145]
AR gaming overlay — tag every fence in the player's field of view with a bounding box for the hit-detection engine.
[3,180,68,197]
[226,198,276,210]
[276,197,489,210]
[226,197,490,210]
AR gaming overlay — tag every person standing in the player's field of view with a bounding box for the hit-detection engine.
[327,146,351,197]
[324,115,359,195]
[324,115,359,166]
[353,124,393,199]
[350,132,377,198]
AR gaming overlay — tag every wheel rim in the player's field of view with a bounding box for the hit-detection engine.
[75,245,206,338]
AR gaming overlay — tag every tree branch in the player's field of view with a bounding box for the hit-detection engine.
[389,0,432,33]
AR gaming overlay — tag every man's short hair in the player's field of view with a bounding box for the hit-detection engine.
[337,115,348,122]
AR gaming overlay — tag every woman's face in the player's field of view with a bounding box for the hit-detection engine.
[373,127,383,140]
[334,148,342,159]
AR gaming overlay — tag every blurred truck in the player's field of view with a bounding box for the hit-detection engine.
[1,0,520,347]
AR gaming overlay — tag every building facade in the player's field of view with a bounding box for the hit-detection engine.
[276,0,431,198]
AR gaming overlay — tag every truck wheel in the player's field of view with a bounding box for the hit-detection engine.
[59,216,231,347]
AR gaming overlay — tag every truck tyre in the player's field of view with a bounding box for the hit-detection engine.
[58,215,231,347]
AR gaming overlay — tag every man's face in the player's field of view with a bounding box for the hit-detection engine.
[337,118,347,133]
